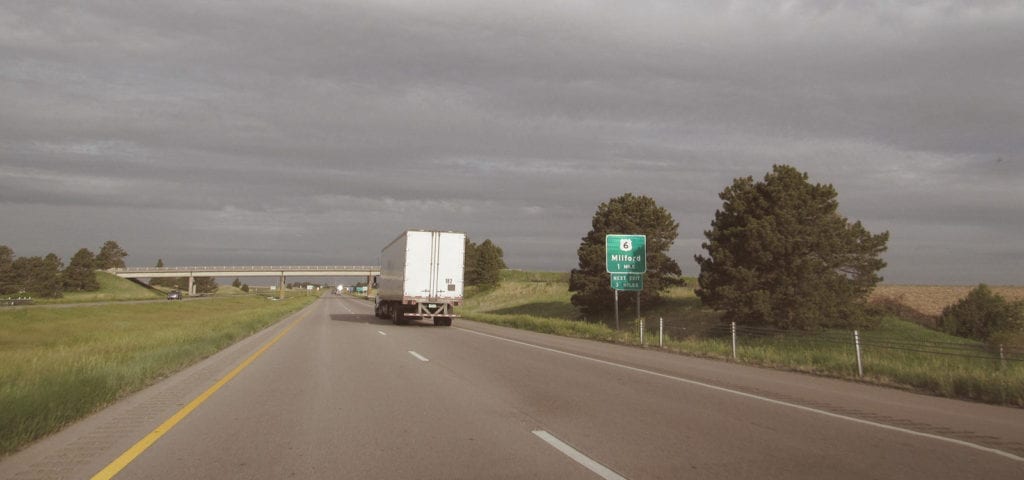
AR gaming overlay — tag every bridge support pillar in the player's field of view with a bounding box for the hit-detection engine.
[188,275,196,296]
[279,275,286,300]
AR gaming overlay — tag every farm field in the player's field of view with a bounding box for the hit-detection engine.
[869,284,1024,326]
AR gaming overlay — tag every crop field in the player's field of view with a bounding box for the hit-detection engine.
[869,285,1024,327]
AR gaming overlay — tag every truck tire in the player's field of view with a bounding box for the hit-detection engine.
[432,317,452,327]
[392,305,408,325]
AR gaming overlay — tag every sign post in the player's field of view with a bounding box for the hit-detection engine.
[606,234,646,330]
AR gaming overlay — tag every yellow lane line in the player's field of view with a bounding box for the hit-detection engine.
[91,306,315,480]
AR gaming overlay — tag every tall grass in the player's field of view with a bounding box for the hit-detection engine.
[0,295,316,456]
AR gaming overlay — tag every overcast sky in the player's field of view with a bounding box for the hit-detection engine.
[1,1,1022,285]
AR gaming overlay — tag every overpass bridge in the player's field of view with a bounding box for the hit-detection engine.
[109,266,380,297]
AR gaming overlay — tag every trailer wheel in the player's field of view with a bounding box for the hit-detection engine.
[392,305,408,325]
[434,318,452,327]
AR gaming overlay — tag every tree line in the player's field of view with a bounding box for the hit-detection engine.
[0,241,128,298]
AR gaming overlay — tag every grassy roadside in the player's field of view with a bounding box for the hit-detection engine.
[460,271,1024,407]
[28,272,164,304]
[0,294,317,456]
[21,272,320,304]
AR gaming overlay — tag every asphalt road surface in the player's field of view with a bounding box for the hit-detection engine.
[2,296,1023,479]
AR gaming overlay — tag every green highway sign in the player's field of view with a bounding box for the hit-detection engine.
[606,234,646,273]
[610,273,643,291]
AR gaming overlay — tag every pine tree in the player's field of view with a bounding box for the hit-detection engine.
[95,240,128,269]
[37,253,64,298]
[8,254,64,298]
[194,277,218,294]
[475,239,506,288]
[0,245,15,295]
[569,193,684,316]
[464,239,480,286]
[695,165,889,329]
[64,248,100,291]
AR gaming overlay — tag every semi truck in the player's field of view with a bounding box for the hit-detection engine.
[374,230,465,326]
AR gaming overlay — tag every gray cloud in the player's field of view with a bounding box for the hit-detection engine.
[2,1,1022,285]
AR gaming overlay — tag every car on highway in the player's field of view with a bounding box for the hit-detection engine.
[166,290,183,300]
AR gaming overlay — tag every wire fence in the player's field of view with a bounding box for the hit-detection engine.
[633,318,1024,375]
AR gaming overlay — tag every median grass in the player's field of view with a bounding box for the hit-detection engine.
[0,295,316,456]
[461,271,1024,406]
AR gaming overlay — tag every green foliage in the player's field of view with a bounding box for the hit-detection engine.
[938,284,1024,342]
[569,193,684,316]
[63,248,100,292]
[194,277,218,294]
[232,277,243,288]
[36,272,162,304]
[465,237,507,289]
[695,165,888,330]
[1,241,130,297]
[0,245,15,294]
[37,253,64,298]
[9,254,64,298]
[241,284,250,293]
[464,239,479,285]
[94,240,128,269]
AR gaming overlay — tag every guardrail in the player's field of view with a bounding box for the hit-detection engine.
[2,297,34,306]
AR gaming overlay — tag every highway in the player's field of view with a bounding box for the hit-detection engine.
[2,295,1023,479]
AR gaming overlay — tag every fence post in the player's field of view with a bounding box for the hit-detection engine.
[854,330,864,377]
[1000,344,1006,370]
[731,322,737,361]
[659,317,664,348]
[639,318,644,346]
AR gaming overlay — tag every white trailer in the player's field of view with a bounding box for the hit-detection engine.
[374,230,465,326]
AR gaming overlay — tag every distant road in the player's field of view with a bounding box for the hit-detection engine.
[2,296,1022,479]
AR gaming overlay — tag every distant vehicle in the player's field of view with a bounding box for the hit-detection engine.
[167,290,183,300]
[374,230,464,326]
